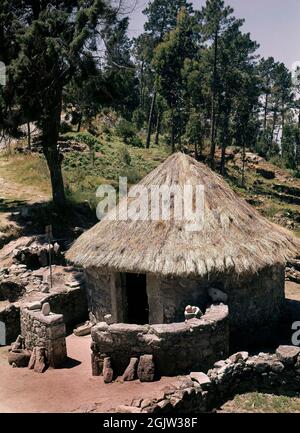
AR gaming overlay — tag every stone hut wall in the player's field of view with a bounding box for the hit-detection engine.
[91,304,229,377]
[85,264,285,346]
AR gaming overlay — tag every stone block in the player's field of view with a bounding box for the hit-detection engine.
[276,346,300,365]
[46,337,67,368]
[137,355,155,382]
[189,372,211,389]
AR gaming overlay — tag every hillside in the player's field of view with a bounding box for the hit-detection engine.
[0,131,299,246]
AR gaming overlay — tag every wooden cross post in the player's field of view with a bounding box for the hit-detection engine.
[45,225,53,289]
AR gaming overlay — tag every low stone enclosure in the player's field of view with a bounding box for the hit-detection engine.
[91,304,229,378]
[117,345,300,413]
[85,264,285,347]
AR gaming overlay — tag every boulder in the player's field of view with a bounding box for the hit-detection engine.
[208,288,228,304]
[137,355,155,382]
[276,345,300,365]
[189,372,211,389]
[27,301,42,311]
[73,321,92,337]
[229,351,249,363]
[11,335,24,352]
[103,357,114,383]
[34,347,48,373]
[122,357,138,381]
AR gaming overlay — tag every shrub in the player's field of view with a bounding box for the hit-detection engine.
[131,135,144,148]
[119,146,131,165]
[115,119,136,144]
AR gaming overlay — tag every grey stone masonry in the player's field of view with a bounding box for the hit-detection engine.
[91,304,229,377]
[21,308,67,368]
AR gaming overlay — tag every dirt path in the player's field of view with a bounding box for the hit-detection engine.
[0,175,48,204]
[0,335,181,413]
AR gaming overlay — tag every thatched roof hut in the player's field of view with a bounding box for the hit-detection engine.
[67,152,299,344]
[67,152,299,277]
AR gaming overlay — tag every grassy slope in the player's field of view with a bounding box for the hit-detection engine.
[1,132,299,236]
[220,392,300,413]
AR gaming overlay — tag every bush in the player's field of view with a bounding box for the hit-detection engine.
[61,131,100,149]
[119,146,131,165]
[131,136,144,148]
[115,119,136,144]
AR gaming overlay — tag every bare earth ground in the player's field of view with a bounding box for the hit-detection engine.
[0,335,182,413]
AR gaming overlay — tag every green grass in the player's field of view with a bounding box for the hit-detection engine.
[0,132,170,210]
[221,392,300,413]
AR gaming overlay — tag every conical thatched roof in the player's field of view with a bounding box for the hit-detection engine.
[66,152,300,277]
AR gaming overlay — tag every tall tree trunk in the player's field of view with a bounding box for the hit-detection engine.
[171,107,175,153]
[241,141,246,187]
[271,107,278,152]
[263,93,269,131]
[42,92,66,208]
[146,89,157,149]
[27,122,31,151]
[209,30,219,170]
[154,110,161,145]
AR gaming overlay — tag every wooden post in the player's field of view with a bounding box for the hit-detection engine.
[45,225,53,289]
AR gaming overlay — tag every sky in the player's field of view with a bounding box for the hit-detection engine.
[124,0,300,69]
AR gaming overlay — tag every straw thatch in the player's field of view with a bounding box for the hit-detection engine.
[66,152,300,277]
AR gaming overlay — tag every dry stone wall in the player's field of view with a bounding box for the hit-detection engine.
[91,304,229,377]
[118,345,300,413]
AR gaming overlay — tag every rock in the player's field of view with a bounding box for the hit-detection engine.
[137,355,155,382]
[276,346,300,365]
[256,167,275,180]
[214,360,227,368]
[131,398,142,408]
[27,301,42,311]
[189,372,211,389]
[73,321,92,337]
[11,335,24,352]
[28,347,37,369]
[41,285,50,294]
[104,314,114,325]
[8,349,31,367]
[122,357,138,381]
[229,351,249,363]
[156,399,171,411]
[38,250,48,267]
[103,357,114,383]
[42,302,51,316]
[117,405,142,414]
[208,288,228,304]
[141,399,152,409]
[34,347,48,373]
[270,361,285,373]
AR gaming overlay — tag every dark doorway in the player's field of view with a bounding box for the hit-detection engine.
[124,273,149,325]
